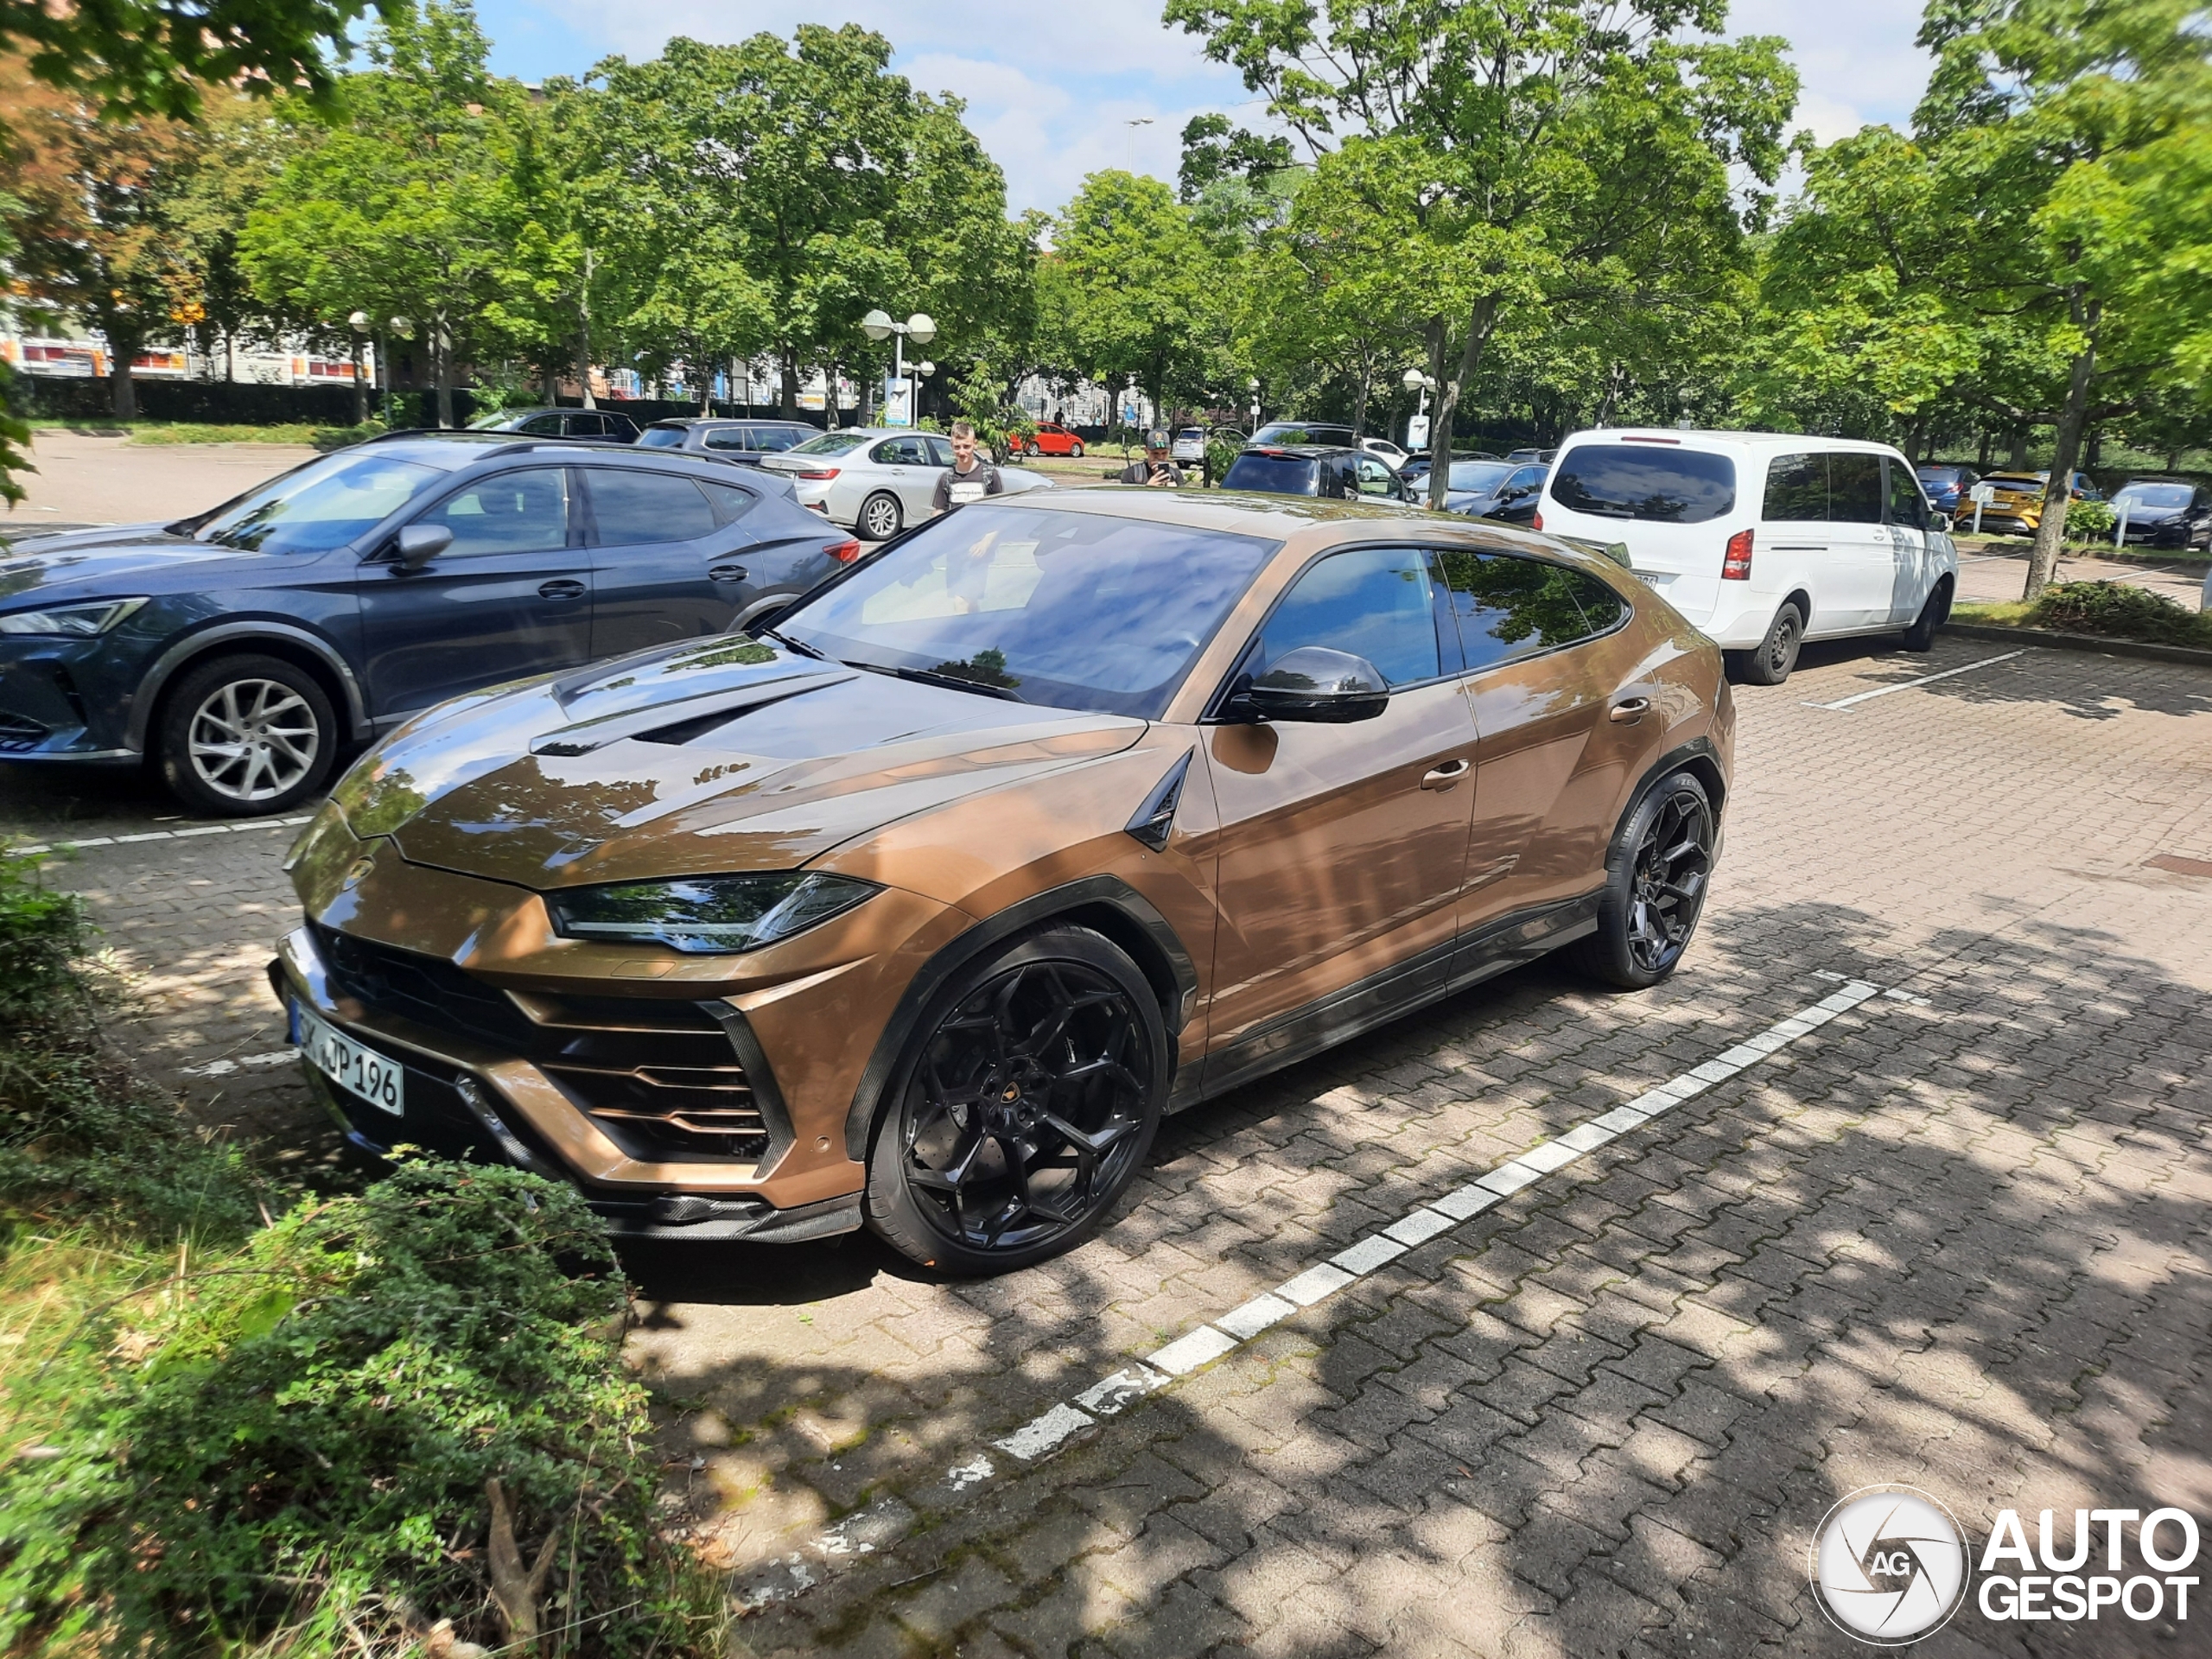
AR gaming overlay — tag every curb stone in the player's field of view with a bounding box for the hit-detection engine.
[1939,620,2212,668]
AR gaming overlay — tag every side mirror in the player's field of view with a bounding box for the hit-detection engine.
[1933,512,1952,533]
[1232,646,1389,724]
[394,523,454,570]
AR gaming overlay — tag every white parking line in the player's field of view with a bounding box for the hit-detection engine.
[1806,651,2024,711]
[7,815,315,858]
[734,973,1897,1610]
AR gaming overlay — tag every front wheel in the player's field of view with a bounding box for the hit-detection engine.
[865,925,1166,1275]
[857,491,903,541]
[1729,601,1803,686]
[1571,772,1716,989]
[1070,442,1084,459]
[1902,577,1952,652]
[156,652,339,817]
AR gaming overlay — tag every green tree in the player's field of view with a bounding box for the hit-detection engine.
[1050,171,1216,431]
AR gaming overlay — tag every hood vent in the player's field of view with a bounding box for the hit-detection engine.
[531,673,854,757]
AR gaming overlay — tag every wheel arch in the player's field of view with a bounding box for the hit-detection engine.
[1609,738,1726,866]
[128,622,371,753]
[1779,588,1814,632]
[841,874,1198,1161]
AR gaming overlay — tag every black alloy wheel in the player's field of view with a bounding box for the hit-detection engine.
[867,926,1164,1274]
[1732,601,1803,686]
[1573,772,1717,989]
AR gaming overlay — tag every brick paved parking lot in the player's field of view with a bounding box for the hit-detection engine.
[6,632,2209,1657]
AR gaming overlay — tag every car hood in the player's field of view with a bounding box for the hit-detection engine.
[0,524,279,606]
[329,636,1148,888]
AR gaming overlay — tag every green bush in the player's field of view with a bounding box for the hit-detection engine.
[2024,580,2212,646]
[1205,433,1243,486]
[2063,498,2117,540]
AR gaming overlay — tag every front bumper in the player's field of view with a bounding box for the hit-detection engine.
[0,636,141,758]
[268,924,865,1242]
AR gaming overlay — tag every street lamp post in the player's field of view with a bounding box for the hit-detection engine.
[1125,117,1154,173]
[859,310,937,427]
[1247,376,1262,432]
[1402,367,1437,452]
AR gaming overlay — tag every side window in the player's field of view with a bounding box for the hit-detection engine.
[702,428,748,450]
[925,436,957,467]
[696,480,759,526]
[417,468,570,557]
[753,426,804,453]
[1763,454,1827,523]
[1355,456,1397,497]
[1827,454,1885,524]
[872,438,927,466]
[518,412,564,436]
[1255,545,1443,687]
[583,469,719,545]
[1505,467,1545,496]
[1435,550,1612,672]
[1885,461,1926,529]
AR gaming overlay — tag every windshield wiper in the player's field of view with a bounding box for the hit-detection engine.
[849,660,1026,702]
[760,627,827,660]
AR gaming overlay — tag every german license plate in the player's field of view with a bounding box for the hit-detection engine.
[293,1001,404,1116]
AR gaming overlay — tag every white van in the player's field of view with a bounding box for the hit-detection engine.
[1534,429,1959,683]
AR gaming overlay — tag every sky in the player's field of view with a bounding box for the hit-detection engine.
[472,0,1940,216]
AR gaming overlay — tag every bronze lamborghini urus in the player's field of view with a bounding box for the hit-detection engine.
[270,491,1733,1274]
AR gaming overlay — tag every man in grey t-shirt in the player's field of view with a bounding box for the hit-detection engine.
[932,421,1005,513]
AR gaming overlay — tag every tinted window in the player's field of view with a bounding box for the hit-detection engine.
[1886,461,1926,528]
[2116,483,2191,509]
[779,504,1276,719]
[702,427,750,450]
[751,427,806,452]
[1763,453,1827,523]
[1447,461,1515,493]
[1829,454,1884,524]
[198,451,443,554]
[1253,422,1353,446]
[1222,453,1319,495]
[1549,444,1735,524]
[518,412,565,436]
[1436,551,1620,671]
[1258,546,1442,686]
[1505,467,1546,494]
[585,469,717,544]
[638,424,689,449]
[420,467,569,557]
[698,480,759,525]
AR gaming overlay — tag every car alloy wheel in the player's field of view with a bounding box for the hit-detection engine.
[868,926,1163,1274]
[156,652,339,817]
[1025,440,1041,457]
[1071,442,1084,458]
[859,491,902,540]
[1573,771,1715,989]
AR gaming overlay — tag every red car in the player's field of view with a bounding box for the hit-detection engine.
[1017,422,1085,458]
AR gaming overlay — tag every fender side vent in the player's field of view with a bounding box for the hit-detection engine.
[1125,749,1193,852]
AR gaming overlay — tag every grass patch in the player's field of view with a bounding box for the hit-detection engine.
[1954,580,2212,649]
[29,418,387,452]
[0,851,720,1656]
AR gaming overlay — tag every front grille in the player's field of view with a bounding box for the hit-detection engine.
[312,924,770,1161]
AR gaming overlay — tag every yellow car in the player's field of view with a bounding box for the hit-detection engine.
[1966,470,2102,537]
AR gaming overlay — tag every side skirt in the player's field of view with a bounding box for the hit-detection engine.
[1170,891,1601,1112]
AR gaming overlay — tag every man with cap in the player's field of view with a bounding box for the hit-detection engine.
[1118,430,1185,488]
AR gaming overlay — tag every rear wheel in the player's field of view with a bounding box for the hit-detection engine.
[857,491,903,541]
[1902,577,1952,652]
[1024,440,1041,457]
[1571,772,1716,989]
[156,652,338,817]
[1071,442,1084,459]
[1729,601,1803,686]
[865,925,1165,1275]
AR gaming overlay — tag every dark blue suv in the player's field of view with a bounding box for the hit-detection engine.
[0,433,860,815]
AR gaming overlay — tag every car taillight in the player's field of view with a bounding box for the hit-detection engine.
[1531,511,1544,531]
[792,467,839,480]
[824,537,861,563]
[1722,527,1753,580]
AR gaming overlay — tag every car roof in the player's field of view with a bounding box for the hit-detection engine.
[1563,428,1904,457]
[359,431,777,477]
[1237,443,1363,459]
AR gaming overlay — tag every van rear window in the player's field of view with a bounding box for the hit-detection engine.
[1548,445,1736,524]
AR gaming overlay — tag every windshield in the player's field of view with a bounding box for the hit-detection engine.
[638,425,688,448]
[779,504,1276,718]
[1222,453,1320,495]
[2117,483,2191,508]
[1447,461,1515,493]
[1549,444,1736,524]
[1916,467,1963,483]
[788,430,868,457]
[1252,423,1350,446]
[195,451,446,554]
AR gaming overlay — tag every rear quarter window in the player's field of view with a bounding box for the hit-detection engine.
[1223,453,1319,495]
[1548,444,1736,524]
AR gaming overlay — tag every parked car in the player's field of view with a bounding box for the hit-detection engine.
[1361,435,1411,466]
[1914,462,1980,518]
[1013,422,1086,458]
[1504,448,1558,464]
[1400,450,1503,488]
[1249,420,1355,448]
[467,408,642,442]
[1439,459,1549,524]
[758,427,1054,541]
[1966,470,2105,537]
[1169,426,1208,464]
[1535,429,1960,684]
[0,434,861,815]
[1221,444,1412,502]
[636,417,816,466]
[2110,478,2212,549]
[272,489,1732,1271]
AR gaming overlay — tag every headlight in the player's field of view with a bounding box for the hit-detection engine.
[0,597,150,637]
[544,872,879,954]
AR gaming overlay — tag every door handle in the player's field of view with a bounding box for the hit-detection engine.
[1420,758,1471,791]
[708,564,749,582]
[537,579,587,601]
[1609,697,1650,723]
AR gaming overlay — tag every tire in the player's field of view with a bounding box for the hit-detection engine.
[1571,771,1717,989]
[156,652,339,817]
[1071,442,1084,459]
[1729,601,1803,686]
[865,925,1166,1275]
[857,491,903,541]
[1901,577,1952,652]
[1024,440,1040,458]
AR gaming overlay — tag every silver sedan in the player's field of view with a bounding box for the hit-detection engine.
[759,427,1054,540]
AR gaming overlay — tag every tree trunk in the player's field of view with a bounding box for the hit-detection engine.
[1977,428,1991,469]
[110,360,137,420]
[779,347,799,419]
[2022,295,2098,603]
[352,334,368,425]
[434,315,454,429]
[697,344,713,416]
[2008,426,2029,468]
[1351,353,1371,440]
[576,246,597,409]
[224,327,235,384]
[2085,426,2102,468]
[1427,296,1499,512]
